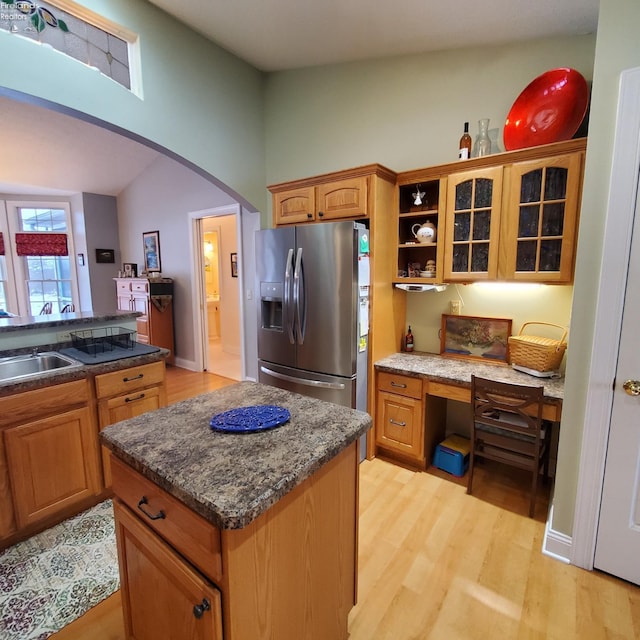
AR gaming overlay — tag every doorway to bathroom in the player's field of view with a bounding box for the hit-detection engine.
[200,214,242,380]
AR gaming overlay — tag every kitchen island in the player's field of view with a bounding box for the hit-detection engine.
[101,381,371,640]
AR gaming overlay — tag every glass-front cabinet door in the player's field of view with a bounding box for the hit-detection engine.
[443,167,503,281]
[501,152,583,282]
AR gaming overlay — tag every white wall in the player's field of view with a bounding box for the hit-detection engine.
[117,155,235,364]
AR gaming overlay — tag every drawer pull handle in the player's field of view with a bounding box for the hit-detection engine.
[123,373,144,382]
[390,381,407,388]
[193,598,211,619]
[389,419,406,427]
[137,496,166,520]
[125,393,146,403]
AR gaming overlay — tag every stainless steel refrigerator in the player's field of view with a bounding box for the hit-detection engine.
[256,220,369,414]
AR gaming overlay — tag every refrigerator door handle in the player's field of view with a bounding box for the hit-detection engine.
[284,248,295,344]
[293,247,305,344]
[260,366,346,391]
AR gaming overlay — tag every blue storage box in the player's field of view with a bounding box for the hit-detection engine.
[433,435,470,477]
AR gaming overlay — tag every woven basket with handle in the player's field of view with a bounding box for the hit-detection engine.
[508,322,568,372]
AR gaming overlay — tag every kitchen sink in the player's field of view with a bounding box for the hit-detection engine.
[0,351,83,383]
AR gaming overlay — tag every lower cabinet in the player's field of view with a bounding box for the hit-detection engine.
[0,379,101,542]
[114,499,223,640]
[376,371,426,468]
[111,443,358,640]
[95,361,167,487]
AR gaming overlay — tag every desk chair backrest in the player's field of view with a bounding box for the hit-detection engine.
[468,375,547,517]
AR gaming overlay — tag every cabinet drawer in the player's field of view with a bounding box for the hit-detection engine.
[377,371,423,399]
[376,391,424,461]
[116,281,132,294]
[111,456,223,584]
[95,361,165,399]
[0,379,89,428]
[131,280,149,294]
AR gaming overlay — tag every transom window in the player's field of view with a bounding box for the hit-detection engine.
[0,1,138,92]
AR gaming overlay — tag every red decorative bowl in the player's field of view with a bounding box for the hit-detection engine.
[503,68,589,151]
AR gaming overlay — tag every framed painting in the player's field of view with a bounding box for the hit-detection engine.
[230,252,238,277]
[95,248,115,263]
[143,230,161,273]
[440,314,512,363]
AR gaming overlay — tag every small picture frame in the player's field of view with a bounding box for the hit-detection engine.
[440,314,512,363]
[143,230,161,273]
[123,262,137,278]
[230,252,238,278]
[95,248,115,264]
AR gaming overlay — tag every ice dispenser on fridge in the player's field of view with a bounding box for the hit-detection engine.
[260,281,284,331]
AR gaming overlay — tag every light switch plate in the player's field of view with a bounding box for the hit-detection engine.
[450,300,461,315]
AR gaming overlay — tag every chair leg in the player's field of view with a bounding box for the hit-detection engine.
[529,466,539,518]
[467,449,475,495]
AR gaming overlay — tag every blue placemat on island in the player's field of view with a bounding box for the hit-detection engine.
[210,405,291,433]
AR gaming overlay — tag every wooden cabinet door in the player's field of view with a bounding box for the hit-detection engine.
[4,407,101,528]
[273,186,316,225]
[443,166,503,281]
[114,500,223,640]
[500,152,583,282]
[376,390,424,464]
[316,176,368,221]
[98,374,165,487]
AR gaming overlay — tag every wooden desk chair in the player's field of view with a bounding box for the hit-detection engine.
[39,302,52,315]
[467,375,550,518]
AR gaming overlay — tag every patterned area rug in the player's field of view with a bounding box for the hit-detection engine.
[0,500,119,640]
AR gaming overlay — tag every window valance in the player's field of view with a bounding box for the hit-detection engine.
[15,233,68,256]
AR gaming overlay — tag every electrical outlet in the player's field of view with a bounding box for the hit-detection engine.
[57,331,72,342]
[450,300,461,315]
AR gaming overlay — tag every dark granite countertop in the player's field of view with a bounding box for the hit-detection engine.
[0,310,140,332]
[0,348,169,397]
[100,381,372,530]
[375,352,564,401]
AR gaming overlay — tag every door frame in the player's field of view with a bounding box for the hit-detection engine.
[189,203,244,377]
[571,66,640,569]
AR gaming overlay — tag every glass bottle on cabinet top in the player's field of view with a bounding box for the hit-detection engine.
[443,166,503,281]
[396,179,441,282]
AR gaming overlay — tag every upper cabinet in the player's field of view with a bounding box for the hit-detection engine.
[500,152,583,282]
[444,166,504,281]
[395,138,586,286]
[269,165,394,226]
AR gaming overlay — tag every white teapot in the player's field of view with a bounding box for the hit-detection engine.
[411,221,437,244]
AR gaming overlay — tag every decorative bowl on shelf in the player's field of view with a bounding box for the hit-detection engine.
[503,68,589,151]
[419,271,435,278]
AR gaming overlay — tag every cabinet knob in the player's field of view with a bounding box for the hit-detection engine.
[307,212,313,219]
[623,379,640,396]
[193,598,211,619]
[318,210,324,217]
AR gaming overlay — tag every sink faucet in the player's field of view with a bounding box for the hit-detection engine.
[31,347,38,357]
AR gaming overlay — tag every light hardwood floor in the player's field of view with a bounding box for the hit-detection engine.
[52,367,640,640]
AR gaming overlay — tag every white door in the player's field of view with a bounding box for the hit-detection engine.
[593,151,640,585]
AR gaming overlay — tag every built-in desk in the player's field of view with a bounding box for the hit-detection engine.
[374,352,563,469]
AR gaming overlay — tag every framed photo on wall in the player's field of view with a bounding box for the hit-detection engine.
[230,252,238,277]
[440,314,512,363]
[143,230,161,273]
[95,248,115,263]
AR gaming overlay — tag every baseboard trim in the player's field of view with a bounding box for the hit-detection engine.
[542,504,572,564]
[172,357,198,371]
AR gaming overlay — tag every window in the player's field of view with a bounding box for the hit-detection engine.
[0,1,139,93]
[2,200,79,316]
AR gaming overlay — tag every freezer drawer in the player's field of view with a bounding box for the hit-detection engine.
[258,360,356,409]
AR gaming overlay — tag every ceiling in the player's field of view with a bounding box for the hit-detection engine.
[147,0,599,72]
[0,1,600,197]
